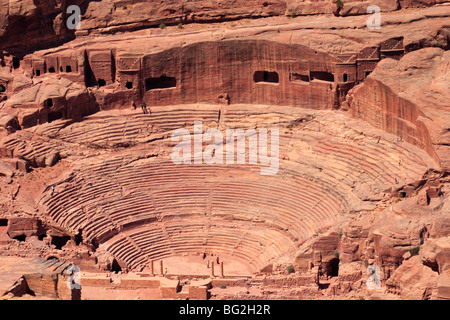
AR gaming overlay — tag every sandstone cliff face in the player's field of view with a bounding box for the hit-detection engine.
[1,0,449,53]
[347,48,450,170]
[0,0,89,52]
[140,40,337,109]
[385,255,439,299]
[0,75,98,129]
[0,2,448,300]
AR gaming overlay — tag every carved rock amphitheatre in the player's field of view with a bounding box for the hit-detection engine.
[0,0,449,300]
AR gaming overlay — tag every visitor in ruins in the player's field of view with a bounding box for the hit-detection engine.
[141,102,147,114]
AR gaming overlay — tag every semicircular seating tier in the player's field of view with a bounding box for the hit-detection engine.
[37,114,434,272]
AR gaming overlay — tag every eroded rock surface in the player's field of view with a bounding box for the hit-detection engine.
[0,2,449,300]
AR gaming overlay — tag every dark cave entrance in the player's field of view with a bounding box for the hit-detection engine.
[111,259,122,273]
[66,66,72,73]
[91,238,99,249]
[13,235,27,242]
[327,258,340,277]
[310,71,334,82]
[12,57,20,69]
[0,219,7,226]
[48,67,56,73]
[145,76,177,90]
[126,81,133,89]
[47,256,59,261]
[44,98,53,108]
[254,71,279,83]
[48,111,63,123]
[51,235,71,249]
[343,73,348,82]
[0,84,5,93]
[98,79,106,87]
[74,229,83,245]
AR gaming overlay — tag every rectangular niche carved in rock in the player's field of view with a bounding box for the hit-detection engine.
[145,76,177,91]
[290,73,310,82]
[253,71,279,84]
[310,71,334,82]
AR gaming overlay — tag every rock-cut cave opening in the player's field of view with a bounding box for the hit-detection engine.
[98,79,106,87]
[48,111,63,123]
[12,57,20,69]
[145,76,177,90]
[254,71,279,83]
[310,71,334,82]
[51,236,71,249]
[13,235,27,242]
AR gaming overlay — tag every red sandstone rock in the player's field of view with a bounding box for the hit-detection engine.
[1,0,449,52]
[385,255,439,299]
[7,217,46,239]
[348,48,450,170]
[420,237,450,273]
[0,160,13,181]
[0,2,448,301]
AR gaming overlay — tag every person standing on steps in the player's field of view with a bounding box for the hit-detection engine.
[141,101,147,114]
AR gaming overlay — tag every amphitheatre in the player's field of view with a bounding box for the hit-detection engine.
[0,0,449,300]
